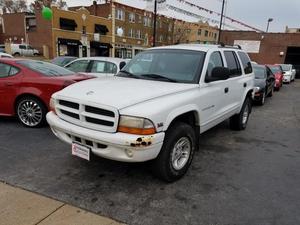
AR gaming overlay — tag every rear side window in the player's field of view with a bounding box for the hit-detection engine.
[224,51,242,77]
[19,45,26,50]
[0,63,19,78]
[238,51,252,74]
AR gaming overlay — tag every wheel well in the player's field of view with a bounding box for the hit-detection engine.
[168,111,200,151]
[169,111,198,128]
[246,89,253,98]
[14,94,47,114]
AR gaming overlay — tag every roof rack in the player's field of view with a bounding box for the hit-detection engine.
[218,42,242,49]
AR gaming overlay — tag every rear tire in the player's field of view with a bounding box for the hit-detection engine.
[16,96,47,128]
[13,52,20,57]
[152,122,196,182]
[258,92,266,106]
[230,97,252,131]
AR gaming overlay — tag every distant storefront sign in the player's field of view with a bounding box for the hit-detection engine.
[234,40,261,53]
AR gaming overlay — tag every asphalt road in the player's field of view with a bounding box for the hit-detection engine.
[1,81,300,225]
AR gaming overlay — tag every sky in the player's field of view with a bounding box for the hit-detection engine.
[28,0,300,32]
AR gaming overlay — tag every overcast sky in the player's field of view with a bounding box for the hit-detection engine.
[29,0,300,32]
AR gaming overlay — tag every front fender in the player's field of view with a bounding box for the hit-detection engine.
[164,104,200,131]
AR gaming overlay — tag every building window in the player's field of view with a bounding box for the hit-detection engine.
[143,17,147,26]
[186,29,191,34]
[60,18,77,31]
[129,13,135,23]
[198,29,202,36]
[205,30,208,37]
[144,34,148,46]
[26,17,37,32]
[136,30,142,39]
[116,9,125,21]
[128,28,134,38]
[214,33,217,39]
[168,24,172,32]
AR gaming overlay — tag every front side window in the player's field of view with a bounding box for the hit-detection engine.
[119,49,205,83]
[206,51,224,78]
[106,62,118,74]
[237,51,252,74]
[65,60,90,73]
[224,51,242,77]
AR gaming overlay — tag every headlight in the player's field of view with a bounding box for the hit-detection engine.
[118,115,156,135]
[50,98,57,114]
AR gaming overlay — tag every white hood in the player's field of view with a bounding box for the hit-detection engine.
[55,76,198,109]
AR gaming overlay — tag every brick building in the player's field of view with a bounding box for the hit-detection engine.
[220,30,300,68]
[173,20,218,44]
[0,6,112,59]
[70,1,174,58]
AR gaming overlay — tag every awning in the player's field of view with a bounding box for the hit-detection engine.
[58,38,82,46]
[95,24,109,35]
[90,41,112,49]
[60,18,77,29]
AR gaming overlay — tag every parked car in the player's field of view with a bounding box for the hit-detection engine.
[253,65,275,105]
[51,56,78,67]
[0,44,5,53]
[0,52,13,58]
[47,44,254,182]
[64,57,128,77]
[11,44,39,57]
[0,59,94,127]
[267,64,283,91]
[279,64,296,83]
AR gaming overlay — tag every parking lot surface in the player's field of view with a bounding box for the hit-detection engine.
[0,81,300,225]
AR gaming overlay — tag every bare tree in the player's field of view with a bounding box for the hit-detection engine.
[173,22,191,44]
[0,0,28,13]
[31,0,67,9]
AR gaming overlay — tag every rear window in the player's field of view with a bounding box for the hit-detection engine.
[253,65,266,79]
[280,64,291,71]
[269,66,282,74]
[17,60,74,76]
[237,51,252,74]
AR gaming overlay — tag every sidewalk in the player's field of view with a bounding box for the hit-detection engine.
[0,182,124,225]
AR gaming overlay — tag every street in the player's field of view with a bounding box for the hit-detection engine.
[0,81,299,225]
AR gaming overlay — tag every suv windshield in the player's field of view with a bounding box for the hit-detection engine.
[118,49,205,83]
[17,60,74,76]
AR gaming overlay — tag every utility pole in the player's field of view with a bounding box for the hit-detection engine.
[152,0,157,47]
[218,0,226,44]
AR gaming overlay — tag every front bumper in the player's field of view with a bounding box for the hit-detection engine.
[283,75,291,83]
[46,112,165,162]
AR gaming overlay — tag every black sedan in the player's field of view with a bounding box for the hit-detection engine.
[253,64,275,105]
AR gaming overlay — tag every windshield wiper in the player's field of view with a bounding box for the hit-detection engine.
[118,70,141,79]
[140,74,178,83]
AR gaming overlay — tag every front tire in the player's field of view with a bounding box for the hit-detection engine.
[230,97,252,131]
[152,122,196,182]
[16,96,47,128]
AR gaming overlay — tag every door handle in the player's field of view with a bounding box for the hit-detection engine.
[243,83,247,87]
[5,82,13,86]
[224,87,229,93]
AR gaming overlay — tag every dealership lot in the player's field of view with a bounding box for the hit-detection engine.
[0,81,300,225]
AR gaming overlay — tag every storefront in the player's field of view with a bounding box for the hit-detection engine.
[57,38,82,57]
[90,41,112,57]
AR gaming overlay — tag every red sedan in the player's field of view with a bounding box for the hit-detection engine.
[0,59,93,127]
[266,65,284,91]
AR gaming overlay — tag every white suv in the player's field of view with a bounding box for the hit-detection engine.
[47,44,254,182]
[11,44,39,57]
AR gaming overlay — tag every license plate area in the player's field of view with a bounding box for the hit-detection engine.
[72,142,90,161]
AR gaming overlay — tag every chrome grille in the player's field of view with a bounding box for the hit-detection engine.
[55,98,119,133]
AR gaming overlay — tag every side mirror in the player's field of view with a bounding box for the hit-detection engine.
[120,61,126,70]
[205,67,230,83]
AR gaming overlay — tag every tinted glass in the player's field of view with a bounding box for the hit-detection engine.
[19,45,26,49]
[121,49,205,83]
[253,66,266,79]
[237,51,252,74]
[66,60,90,73]
[17,60,74,76]
[224,51,242,76]
[207,51,223,77]
[0,63,11,78]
